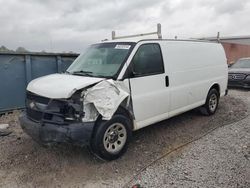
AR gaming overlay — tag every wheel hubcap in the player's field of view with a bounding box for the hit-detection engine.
[209,94,217,112]
[108,131,119,143]
[103,123,127,154]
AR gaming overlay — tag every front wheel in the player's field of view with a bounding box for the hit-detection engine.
[200,88,219,115]
[90,115,132,161]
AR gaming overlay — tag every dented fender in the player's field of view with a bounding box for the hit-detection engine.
[82,80,131,121]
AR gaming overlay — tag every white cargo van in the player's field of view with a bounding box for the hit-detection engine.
[20,38,228,160]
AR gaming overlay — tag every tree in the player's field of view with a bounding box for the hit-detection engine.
[0,45,11,52]
[16,47,29,52]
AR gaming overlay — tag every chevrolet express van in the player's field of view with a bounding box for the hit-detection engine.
[20,39,228,160]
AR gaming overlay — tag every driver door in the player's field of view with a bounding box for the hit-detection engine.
[128,43,170,129]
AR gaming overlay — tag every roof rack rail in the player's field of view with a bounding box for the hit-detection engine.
[192,31,221,43]
[111,23,162,40]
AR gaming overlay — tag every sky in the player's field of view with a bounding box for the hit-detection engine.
[0,0,249,53]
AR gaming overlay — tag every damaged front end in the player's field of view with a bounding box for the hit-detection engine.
[20,80,132,147]
[26,90,84,124]
[20,91,95,146]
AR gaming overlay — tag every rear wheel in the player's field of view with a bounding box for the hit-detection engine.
[200,88,219,115]
[90,114,132,161]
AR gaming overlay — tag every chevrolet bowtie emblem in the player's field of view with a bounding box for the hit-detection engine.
[29,101,35,109]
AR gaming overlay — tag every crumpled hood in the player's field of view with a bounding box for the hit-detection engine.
[27,73,104,99]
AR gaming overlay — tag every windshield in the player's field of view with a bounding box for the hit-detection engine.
[231,59,250,69]
[67,42,135,78]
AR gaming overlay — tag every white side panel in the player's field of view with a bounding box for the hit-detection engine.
[161,41,227,114]
[118,40,227,130]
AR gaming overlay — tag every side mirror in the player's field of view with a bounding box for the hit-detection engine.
[123,66,137,79]
[130,67,142,78]
[126,65,135,78]
[128,60,142,77]
[129,70,136,78]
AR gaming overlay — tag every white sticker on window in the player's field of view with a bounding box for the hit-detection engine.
[115,45,131,50]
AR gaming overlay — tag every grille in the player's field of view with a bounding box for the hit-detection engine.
[26,108,43,122]
[26,92,50,121]
[228,73,246,80]
[25,92,69,123]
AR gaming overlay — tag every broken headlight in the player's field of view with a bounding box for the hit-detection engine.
[63,91,84,121]
[46,91,84,122]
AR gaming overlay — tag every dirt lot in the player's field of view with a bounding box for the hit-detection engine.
[0,90,249,188]
[129,89,250,187]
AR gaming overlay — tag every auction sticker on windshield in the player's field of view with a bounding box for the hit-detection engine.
[115,45,131,50]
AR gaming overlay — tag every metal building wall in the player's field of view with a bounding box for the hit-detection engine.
[0,52,79,112]
[221,42,250,64]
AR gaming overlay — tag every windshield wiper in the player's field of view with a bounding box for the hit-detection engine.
[71,70,94,77]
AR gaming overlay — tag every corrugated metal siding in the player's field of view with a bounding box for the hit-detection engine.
[0,52,78,112]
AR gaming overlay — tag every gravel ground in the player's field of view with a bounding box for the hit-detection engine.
[128,89,250,188]
[0,90,249,188]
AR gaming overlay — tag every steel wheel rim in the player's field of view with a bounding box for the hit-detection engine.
[209,93,217,112]
[103,123,127,154]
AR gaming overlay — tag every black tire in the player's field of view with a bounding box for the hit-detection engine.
[90,114,132,161]
[200,88,219,116]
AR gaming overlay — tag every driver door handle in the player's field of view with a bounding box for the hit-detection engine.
[165,76,169,87]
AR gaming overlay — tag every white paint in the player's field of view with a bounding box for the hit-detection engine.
[83,80,129,120]
[126,73,170,129]
[27,73,103,99]
[81,103,99,122]
[160,41,227,116]
[117,40,227,130]
[0,124,9,130]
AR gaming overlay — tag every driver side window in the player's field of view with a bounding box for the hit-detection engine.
[132,43,164,76]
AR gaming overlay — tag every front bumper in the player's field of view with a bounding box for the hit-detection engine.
[19,113,95,146]
[228,80,250,89]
